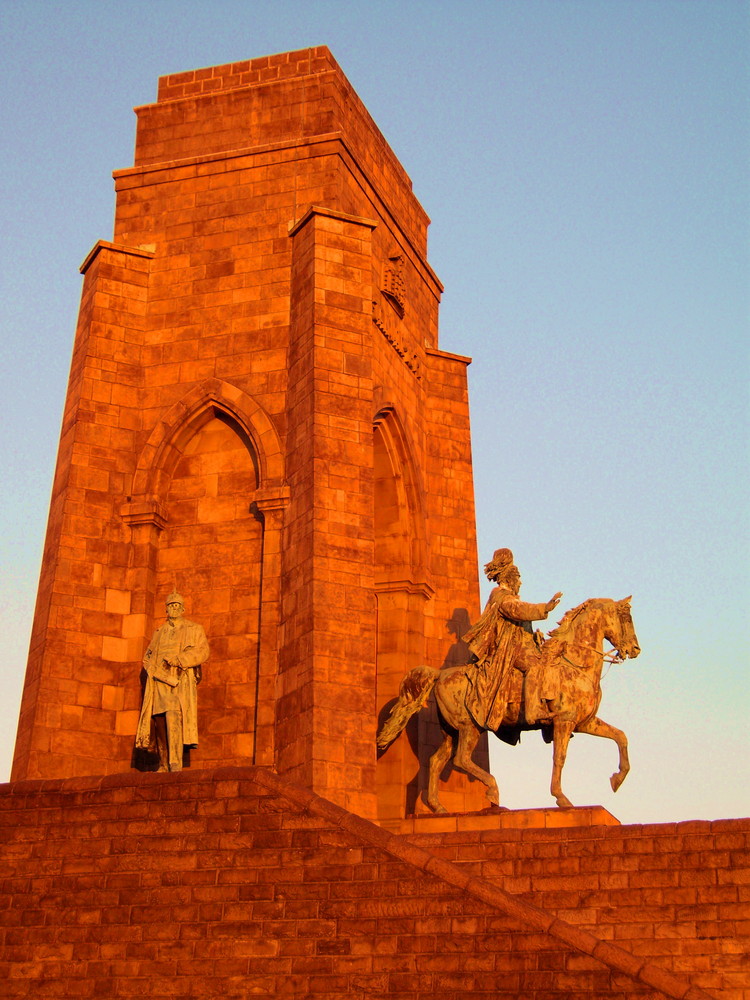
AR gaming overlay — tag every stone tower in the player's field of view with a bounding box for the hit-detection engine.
[12,47,486,825]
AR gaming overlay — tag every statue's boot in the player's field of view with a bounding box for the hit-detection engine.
[153,714,169,771]
[165,709,184,772]
[539,699,558,721]
[506,701,521,725]
[525,698,557,725]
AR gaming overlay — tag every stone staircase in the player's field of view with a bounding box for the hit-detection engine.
[0,765,744,998]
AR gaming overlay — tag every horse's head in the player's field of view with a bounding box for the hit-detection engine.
[604,597,641,660]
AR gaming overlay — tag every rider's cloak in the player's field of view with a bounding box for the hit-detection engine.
[464,587,550,730]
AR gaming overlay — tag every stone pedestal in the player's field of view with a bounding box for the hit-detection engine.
[390,804,621,835]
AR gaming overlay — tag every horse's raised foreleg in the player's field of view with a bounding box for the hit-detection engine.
[550,717,576,808]
[575,715,630,793]
[454,722,500,807]
[427,728,454,814]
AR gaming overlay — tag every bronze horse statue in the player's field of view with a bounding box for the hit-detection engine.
[377,597,640,812]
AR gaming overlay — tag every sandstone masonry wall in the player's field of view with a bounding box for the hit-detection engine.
[0,766,738,999]
[409,820,750,999]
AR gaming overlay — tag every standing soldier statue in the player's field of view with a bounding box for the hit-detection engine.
[135,592,209,772]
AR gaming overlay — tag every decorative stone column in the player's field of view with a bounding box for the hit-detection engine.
[250,485,290,767]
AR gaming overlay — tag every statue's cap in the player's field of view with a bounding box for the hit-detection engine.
[484,548,515,581]
[166,591,185,606]
[491,548,513,566]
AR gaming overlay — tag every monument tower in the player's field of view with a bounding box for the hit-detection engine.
[2,52,745,1000]
[12,47,486,825]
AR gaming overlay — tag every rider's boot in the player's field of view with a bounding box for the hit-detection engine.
[526,698,557,725]
[506,701,521,725]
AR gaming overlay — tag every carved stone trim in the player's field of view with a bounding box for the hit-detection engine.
[79,240,155,274]
[374,578,434,600]
[288,204,377,237]
[250,485,291,516]
[383,254,405,317]
[372,248,422,378]
[372,309,422,380]
[120,498,168,531]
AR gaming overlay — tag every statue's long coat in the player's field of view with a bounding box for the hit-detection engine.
[464,587,549,729]
[135,617,209,750]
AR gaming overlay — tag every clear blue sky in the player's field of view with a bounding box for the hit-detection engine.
[1,0,747,824]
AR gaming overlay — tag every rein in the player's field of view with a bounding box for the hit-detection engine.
[580,642,622,661]
[560,642,623,671]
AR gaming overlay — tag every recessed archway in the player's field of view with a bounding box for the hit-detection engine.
[373,406,431,822]
[127,380,288,770]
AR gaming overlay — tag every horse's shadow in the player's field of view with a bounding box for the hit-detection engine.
[376,607,484,814]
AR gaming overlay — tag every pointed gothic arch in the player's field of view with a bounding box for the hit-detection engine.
[373,402,428,587]
[123,379,288,771]
[130,378,285,502]
[373,403,433,823]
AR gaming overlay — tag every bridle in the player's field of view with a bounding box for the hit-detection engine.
[550,600,633,671]
[560,644,623,671]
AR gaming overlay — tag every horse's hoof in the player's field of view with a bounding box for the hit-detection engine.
[555,795,574,808]
[610,773,625,793]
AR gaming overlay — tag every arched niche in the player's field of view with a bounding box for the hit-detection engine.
[373,405,432,823]
[156,407,262,765]
[130,378,284,500]
[373,405,426,586]
[124,381,288,770]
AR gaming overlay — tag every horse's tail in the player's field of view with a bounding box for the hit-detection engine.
[376,666,441,749]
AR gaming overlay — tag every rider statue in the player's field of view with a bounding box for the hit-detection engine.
[464,548,562,729]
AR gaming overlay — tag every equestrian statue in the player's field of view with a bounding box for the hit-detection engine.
[377,548,641,812]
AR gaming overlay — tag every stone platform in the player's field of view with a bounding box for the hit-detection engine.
[392,804,620,835]
[0,764,743,998]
